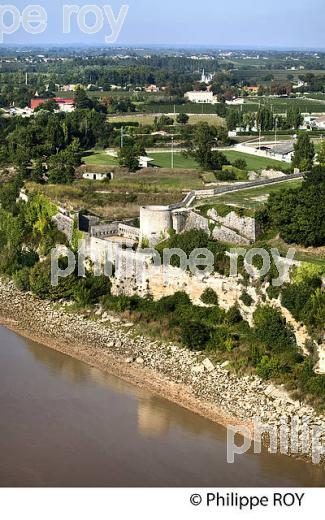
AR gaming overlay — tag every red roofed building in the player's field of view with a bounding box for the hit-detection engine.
[31,98,75,112]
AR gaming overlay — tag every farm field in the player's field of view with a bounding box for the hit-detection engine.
[109,113,224,126]
[231,69,325,83]
[244,97,325,114]
[304,93,325,101]
[142,102,219,114]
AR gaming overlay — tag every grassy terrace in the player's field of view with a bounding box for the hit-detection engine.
[84,149,287,172]
[26,166,204,221]
[198,179,303,210]
[149,151,286,177]
[150,152,198,169]
[83,151,118,166]
[222,151,286,171]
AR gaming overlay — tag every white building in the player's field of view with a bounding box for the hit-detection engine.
[267,143,295,163]
[312,115,325,130]
[82,172,112,181]
[139,156,154,168]
[184,91,218,104]
[200,69,214,84]
[226,98,244,106]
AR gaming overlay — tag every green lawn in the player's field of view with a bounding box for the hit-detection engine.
[223,151,287,171]
[150,151,288,172]
[83,151,118,166]
[150,152,199,169]
[83,149,288,173]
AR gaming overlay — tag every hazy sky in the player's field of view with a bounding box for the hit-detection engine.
[2,0,325,48]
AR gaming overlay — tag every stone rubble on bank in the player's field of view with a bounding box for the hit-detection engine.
[0,278,324,460]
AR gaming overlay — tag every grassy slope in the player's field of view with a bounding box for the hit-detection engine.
[83,149,286,172]
[200,180,303,210]
[222,151,287,171]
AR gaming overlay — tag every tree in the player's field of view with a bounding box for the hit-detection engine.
[226,110,241,131]
[254,305,296,353]
[292,133,315,171]
[256,107,274,131]
[74,88,93,110]
[45,137,81,185]
[317,139,325,165]
[34,99,58,113]
[30,159,46,183]
[0,176,23,212]
[118,144,140,172]
[233,159,247,170]
[154,115,174,129]
[186,123,229,171]
[258,166,325,247]
[242,112,255,132]
[201,288,219,306]
[45,117,65,153]
[187,122,216,169]
[287,106,303,130]
[0,207,23,275]
[176,113,189,125]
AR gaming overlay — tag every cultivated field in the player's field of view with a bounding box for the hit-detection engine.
[244,96,325,114]
[109,113,224,126]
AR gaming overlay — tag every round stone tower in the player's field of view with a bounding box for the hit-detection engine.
[140,206,172,242]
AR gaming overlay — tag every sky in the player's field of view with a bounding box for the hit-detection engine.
[1,0,325,49]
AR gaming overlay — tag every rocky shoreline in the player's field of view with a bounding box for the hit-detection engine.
[0,278,324,465]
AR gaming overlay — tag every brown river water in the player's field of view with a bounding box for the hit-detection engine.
[0,325,324,487]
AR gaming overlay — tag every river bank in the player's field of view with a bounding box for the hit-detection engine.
[0,278,324,465]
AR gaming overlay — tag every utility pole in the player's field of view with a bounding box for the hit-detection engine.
[171,136,174,169]
[120,127,124,148]
[275,117,278,144]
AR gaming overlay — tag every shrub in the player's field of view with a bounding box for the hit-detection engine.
[240,291,254,307]
[73,275,111,306]
[281,279,324,332]
[200,288,219,306]
[20,249,39,268]
[253,305,297,353]
[226,305,243,324]
[256,355,282,379]
[209,325,233,351]
[13,267,31,291]
[29,257,78,300]
[215,169,236,181]
[180,321,211,350]
[249,344,264,366]
[233,159,247,170]
[266,285,281,300]
[29,260,53,298]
